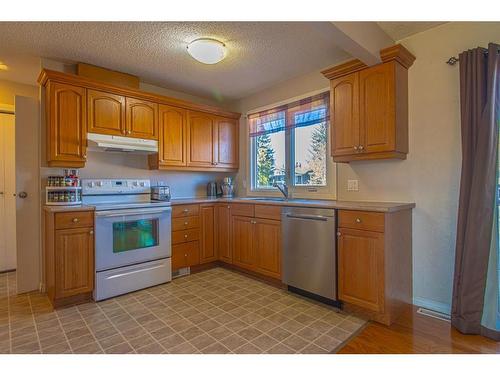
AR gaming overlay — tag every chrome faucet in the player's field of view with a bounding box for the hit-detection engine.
[273,182,290,200]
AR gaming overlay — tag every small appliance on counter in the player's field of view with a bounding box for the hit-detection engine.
[151,182,171,202]
[220,176,235,198]
[207,181,218,197]
[45,169,82,206]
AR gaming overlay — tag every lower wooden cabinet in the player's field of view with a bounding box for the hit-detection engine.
[216,204,232,263]
[337,209,412,325]
[44,209,94,307]
[172,241,200,270]
[200,204,217,263]
[231,216,255,270]
[338,228,384,312]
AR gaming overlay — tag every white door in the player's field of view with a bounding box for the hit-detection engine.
[15,96,40,293]
[0,110,16,272]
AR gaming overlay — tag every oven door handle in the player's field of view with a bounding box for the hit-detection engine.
[95,207,171,217]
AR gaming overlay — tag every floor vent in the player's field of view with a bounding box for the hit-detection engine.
[172,267,190,279]
[416,307,451,322]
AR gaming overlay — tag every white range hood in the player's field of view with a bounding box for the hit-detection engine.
[87,133,158,154]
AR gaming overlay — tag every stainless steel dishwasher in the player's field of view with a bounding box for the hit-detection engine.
[282,206,339,305]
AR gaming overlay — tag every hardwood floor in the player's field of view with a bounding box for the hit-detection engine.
[339,305,500,353]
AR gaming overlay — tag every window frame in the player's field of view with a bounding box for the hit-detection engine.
[247,89,336,199]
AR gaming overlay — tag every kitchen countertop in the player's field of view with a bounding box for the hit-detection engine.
[43,198,415,213]
[170,197,415,213]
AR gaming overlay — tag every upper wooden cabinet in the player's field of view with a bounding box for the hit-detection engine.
[38,69,240,169]
[125,98,158,139]
[154,104,187,167]
[46,82,87,168]
[215,117,239,168]
[322,44,415,163]
[87,90,125,136]
[187,111,216,168]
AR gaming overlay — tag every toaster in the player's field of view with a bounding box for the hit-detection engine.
[151,186,171,201]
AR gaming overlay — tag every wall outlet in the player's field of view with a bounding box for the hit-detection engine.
[347,179,359,192]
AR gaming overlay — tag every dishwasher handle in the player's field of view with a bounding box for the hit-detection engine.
[284,213,329,221]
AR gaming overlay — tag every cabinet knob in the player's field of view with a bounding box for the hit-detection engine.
[183,209,189,213]
[89,230,94,234]
[184,234,188,239]
[251,220,257,224]
[353,146,359,151]
[337,231,342,237]
[358,145,364,151]
[355,218,362,223]
[184,221,188,225]
[127,130,131,134]
[184,253,188,257]
[227,206,230,209]
[72,218,79,223]
[83,154,87,159]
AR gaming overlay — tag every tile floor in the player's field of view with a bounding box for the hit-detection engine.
[0,267,365,354]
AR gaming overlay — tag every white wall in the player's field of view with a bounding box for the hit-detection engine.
[235,22,500,314]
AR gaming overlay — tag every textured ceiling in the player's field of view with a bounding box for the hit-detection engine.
[0,22,349,102]
[0,22,447,102]
[377,22,447,41]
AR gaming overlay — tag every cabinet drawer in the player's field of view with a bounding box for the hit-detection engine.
[255,205,281,220]
[172,241,200,270]
[172,216,200,232]
[55,211,94,230]
[172,204,199,218]
[172,228,199,245]
[338,210,385,233]
[230,203,255,217]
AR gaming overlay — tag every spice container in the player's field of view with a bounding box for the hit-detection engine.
[45,172,82,206]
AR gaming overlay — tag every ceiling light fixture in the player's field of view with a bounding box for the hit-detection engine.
[0,61,8,71]
[187,38,226,65]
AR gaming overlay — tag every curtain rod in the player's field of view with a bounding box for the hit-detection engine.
[446,46,496,66]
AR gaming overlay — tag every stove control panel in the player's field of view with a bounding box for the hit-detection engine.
[82,179,151,195]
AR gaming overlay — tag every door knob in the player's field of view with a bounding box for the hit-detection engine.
[18,191,28,199]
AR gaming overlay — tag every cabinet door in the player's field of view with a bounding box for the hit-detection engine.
[254,218,281,279]
[200,204,217,263]
[54,227,94,298]
[215,117,239,168]
[231,215,255,270]
[187,111,215,167]
[172,241,200,270]
[125,97,158,139]
[337,228,384,312]
[330,73,360,157]
[87,90,126,136]
[47,82,87,167]
[158,104,187,166]
[359,62,395,154]
[217,204,232,263]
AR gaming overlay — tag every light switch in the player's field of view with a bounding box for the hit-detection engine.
[347,179,359,192]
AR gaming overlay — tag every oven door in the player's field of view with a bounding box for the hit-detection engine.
[94,206,171,271]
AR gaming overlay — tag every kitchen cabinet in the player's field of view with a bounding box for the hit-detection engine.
[337,209,412,325]
[87,89,126,136]
[125,97,158,139]
[187,111,216,168]
[322,44,414,163]
[45,81,87,168]
[44,209,94,307]
[231,215,255,270]
[254,218,281,279]
[54,228,94,299]
[215,117,239,168]
[152,104,187,168]
[39,69,240,170]
[338,227,384,312]
[217,204,232,264]
[200,204,217,263]
[171,204,201,271]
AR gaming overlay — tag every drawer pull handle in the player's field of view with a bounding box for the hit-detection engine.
[89,230,94,235]
[184,234,188,239]
[355,218,362,223]
[183,209,189,213]
[184,221,188,225]
[72,218,79,223]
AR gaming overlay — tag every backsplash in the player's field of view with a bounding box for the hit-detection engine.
[40,151,236,199]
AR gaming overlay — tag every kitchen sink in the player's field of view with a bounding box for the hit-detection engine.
[240,197,287,202]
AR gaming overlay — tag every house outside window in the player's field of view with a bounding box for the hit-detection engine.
[248,91,336,199]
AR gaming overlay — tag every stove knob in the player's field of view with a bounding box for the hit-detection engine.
[96,181,103,187]
[87,182,94,187]
[140,182,145,187]
[133,181,139,187]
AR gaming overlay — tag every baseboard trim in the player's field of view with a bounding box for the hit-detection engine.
[413,297,451,315]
